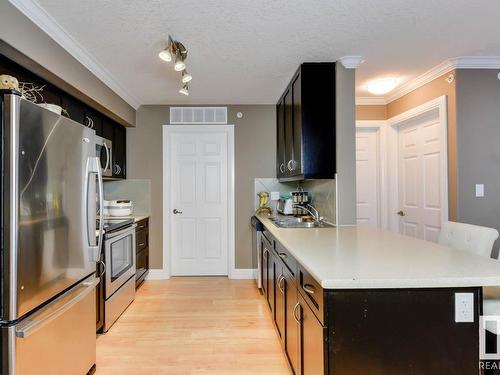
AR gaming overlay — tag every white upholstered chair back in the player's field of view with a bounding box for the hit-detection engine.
[438,221,499,259]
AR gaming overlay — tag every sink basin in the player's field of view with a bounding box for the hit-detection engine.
[269,217,334,229]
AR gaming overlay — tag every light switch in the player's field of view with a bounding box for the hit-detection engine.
[475,184,485,197]
[270,191,280,201]
[455,293,474,323]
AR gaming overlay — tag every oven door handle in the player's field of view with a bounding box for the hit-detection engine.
[105,224,137,240]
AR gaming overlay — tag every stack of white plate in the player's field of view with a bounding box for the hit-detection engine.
[103,200,134,217]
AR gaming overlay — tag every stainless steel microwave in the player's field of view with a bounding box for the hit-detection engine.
[95,135,112,177]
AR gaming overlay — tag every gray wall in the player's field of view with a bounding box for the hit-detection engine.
[128,105,276,269]
[0,1,136,125]
[456,69,500,258]
[335,65,357,225]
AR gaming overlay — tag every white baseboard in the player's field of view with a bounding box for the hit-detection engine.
[229,268,256,279]
[145,269,170,280]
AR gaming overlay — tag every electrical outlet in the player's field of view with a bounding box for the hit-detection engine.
[475,184,485,197]
[270,191,280,201]
[455,293,474,323]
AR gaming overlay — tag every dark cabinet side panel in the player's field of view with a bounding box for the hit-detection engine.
[327,288,481,375]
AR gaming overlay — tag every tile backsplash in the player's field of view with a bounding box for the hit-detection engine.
[103,179,151,215]
[254,178,336,224]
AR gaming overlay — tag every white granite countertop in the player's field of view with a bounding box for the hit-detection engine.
[257,214,500,289]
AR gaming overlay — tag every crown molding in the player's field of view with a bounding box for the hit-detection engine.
[339,56,365,69]
[355,96,387,105]
[9,0,141,109]
[383,56,500,104]
[452,56,500,69]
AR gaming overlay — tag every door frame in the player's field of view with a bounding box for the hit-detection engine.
[355,121,388,229]
[162,124,235,278]
[387,95,448,233]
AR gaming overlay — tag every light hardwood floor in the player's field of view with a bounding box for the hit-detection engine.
[96,277,290,375]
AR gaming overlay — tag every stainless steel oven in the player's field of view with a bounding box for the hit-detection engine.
[102,222,137,331]
[104,224,136,298]
[95,135,112,177]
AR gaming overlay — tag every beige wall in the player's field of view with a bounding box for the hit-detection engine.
[389,71,458,221]
[128,105,276,270]
[355,72,457,220]
[335,65,357,225]
[0,1,135,125]
[356,105,387,120]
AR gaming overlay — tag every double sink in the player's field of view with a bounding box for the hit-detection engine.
[269,216,334,229]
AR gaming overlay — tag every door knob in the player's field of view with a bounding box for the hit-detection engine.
[173,209,183,215]
[397,210,406,217]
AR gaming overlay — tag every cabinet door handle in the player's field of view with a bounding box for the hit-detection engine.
[138,242,145,246]
[277,274,285,293]
[279,163,285,174]
[302,284,316,295]
[293,302,301,324]
[287,160,293,171]
[173,209,183,215]
[278,252,287,260]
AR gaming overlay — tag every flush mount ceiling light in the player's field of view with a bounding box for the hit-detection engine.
[366,78,399,95]
[159,35,191,95]
[182,70,192,83]
[179,84,189,96]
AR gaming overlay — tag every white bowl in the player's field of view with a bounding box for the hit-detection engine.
[38,103,63,115]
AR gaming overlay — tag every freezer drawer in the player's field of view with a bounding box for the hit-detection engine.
[1,276,98,375]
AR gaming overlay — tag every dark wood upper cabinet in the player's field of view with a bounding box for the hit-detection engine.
[101,118,115,141]
[276,98,286,177]
[113,124,126,179]
[85,107,103,136]
[1,51,128,180]
[61,95,85,125]
[276,62,336,181]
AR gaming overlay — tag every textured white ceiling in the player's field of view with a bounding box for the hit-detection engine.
[33,0,500,105]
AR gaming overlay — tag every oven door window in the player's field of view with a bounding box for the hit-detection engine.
[110,234,133,281]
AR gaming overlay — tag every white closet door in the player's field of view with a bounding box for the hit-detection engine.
[170,131,228,275]
[398,115,442,242]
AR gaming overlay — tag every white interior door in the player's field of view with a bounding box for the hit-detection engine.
[355,129,380,227]
[397,113,443,242]
[169,129,229,275]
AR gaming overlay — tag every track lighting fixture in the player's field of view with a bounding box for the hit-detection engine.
[182,70,192,83]
[159,35,192,95]
[174,51,186,71]
[179,84,189,96]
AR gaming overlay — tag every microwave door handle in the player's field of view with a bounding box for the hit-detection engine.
[103,142,110,173]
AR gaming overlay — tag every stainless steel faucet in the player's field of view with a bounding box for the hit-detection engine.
[293,203,321,224]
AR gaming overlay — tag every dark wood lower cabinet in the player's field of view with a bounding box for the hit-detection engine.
[95,262,105,332]
[298,293,326,375]
[257,219,483,375]
[284,267,300,374]
[135,218,149,288]
[275,259,285,345]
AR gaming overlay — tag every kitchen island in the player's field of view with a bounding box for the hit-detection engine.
[256,213,500,375]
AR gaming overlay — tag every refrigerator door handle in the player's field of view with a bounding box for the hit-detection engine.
[85,156,104,262]
[15,277,99,339]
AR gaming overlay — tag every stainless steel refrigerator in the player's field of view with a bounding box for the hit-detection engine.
[0,91,104,375]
